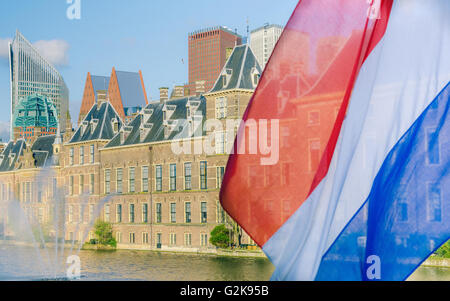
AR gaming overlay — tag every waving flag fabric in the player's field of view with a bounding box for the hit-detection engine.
[220,0,450,281]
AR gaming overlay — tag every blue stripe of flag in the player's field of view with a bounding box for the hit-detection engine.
[315,81,450,281]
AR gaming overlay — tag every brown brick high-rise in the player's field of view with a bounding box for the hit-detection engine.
[187,26,242,95]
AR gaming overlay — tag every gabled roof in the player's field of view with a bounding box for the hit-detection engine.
[91,75,110,100]
[69,102,123,144]
[115,70,147,108]
[105,95,206,148]
[0,140,25,172]
[31,135,56,167]
[209,44,262,93]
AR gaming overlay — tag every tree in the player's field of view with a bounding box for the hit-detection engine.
[435,240,450,258]
[93,220,116,248]
[210,225,231,249]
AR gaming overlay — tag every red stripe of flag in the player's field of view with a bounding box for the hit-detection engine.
[220,0,393,247]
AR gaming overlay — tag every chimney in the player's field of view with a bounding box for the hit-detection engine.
[159,87,169,103]
[195,80,206,95]
[171,85,185,99]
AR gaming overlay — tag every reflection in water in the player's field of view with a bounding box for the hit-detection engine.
[0,244,448,281]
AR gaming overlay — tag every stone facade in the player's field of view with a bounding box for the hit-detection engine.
[0,45,262,252]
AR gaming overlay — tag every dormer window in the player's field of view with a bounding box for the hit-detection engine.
[222,75,227,87]
[90,119,99,135]
[111,118,119,134]
[9,154,16,166]
[81,121,89,136]
[253,74,260,86]
[140,124,153,142]
[163,104,176,124]
[120,126,133,144]
[251,67,261,88]
[142,108,153,124]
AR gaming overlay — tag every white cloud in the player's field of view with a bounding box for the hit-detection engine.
[33,39,70,66]
[0,38,12,59]
[0,37,70,66]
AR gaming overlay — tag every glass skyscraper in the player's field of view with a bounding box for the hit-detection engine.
[9,30,69,139]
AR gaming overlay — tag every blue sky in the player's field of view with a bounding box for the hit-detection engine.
[0,0,298,136]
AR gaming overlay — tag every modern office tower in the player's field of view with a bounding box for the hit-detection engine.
[250,24,284,70]
[187,26,242,95]
[9,30,69,139]
[78,68,148,125]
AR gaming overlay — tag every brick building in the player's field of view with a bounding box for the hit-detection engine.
[187,26,242,96]
[0,45,261,252]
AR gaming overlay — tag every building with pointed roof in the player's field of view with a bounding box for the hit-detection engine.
[0,44,262,252]
[78,68,148,125]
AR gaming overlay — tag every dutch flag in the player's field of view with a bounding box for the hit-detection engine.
[220,0,450,281]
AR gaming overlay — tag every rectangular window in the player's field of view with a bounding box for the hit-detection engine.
[129,204,135,223]
[156,233,162,247]
[69,148,74,165]
[116,232,122,243]
[156,165,162,192]
[142,232,149,244]
[80,146,84,165]
[201,233,208,246]
[426,128,440,164]
[215,97,227,119]
[185,202,191,223]
[200,161,207,190]
[170,203,176,223]
[129,232,135,244]
[90,144,94,163]
[104,204,110,222]
[215,131,226,154]
[116,204,122,223]
[142,166,149,192]
[201,202,207,223]
[170,164,177,191]
[69,176,74,196]
[184,233,192,246]
[156,203,162,223]
[89,174,94,194]
[184,163,192,190]
[170,233,176,246]
[428,183,442,222]
[116,168,123,194]
[105,170,111,194]
[142,203,148,223]
[79,175,84,195]
[129,167,135,193]
[216,166,225,189]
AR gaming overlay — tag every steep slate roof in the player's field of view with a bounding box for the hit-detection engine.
[69,102,123,144]
[209,44,262,93]
[115,71,147,108]
[105,95,206,148]
[91,75,110,100]
[31,135,56,167]
[0,140,25,172]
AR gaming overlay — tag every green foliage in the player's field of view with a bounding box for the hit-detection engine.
[210,225,231,249]
[93,220,117,248]
[435,240,450,258]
